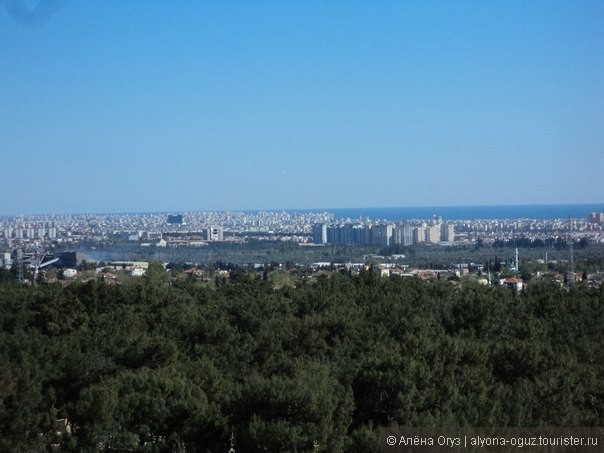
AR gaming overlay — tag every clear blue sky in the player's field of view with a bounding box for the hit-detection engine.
[1,0,603,215]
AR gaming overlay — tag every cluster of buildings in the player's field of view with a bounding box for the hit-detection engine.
[1,211,603,259]
[2,225,59,241]
[0,211,335,248]
[588,212,604,224]
[312,216,455,246]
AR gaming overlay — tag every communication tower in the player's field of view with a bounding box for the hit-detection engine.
[567,216,575,287]
[16,249,24,283]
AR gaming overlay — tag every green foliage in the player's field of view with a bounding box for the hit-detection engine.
[0,273,602,451]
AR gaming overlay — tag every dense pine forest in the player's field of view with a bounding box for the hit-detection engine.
[1,266,603,452]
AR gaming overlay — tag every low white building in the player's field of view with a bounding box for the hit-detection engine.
[63,269,77,279]
[129,267,146,277]
[502,278,524,292]
[0,252,12,269]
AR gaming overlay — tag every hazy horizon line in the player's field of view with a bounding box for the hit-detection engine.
[2,202,604,218]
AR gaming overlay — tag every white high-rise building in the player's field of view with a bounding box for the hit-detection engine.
[425,224,441,243]
[441,224,455,243]
[413,225,426,244]
[371,224,393,246]
[393,223,413,246]
[312,223,327,244]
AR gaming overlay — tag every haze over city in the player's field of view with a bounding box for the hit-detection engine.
[1,1,603,215]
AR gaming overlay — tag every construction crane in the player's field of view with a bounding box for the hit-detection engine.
[31,251,59,284]
[16,249,59,284]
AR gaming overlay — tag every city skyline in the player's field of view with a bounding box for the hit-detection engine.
[1,1,603,215]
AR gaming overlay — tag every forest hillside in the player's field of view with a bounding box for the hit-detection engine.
[1,267,603,451]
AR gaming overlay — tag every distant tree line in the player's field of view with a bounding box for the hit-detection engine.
[0,266,603,451]
[490,237,590,249]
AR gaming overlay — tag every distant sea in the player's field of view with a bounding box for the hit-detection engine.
[285,204,604,221]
